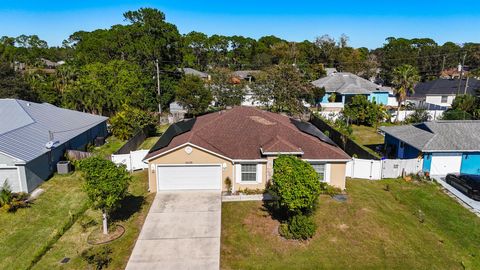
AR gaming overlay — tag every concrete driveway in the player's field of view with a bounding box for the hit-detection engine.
[126,191,221,270]
[433,175,480,215]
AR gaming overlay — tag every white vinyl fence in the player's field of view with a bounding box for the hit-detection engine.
[111,150,149,172]
[346,158,423,180]
[391,110,444,122]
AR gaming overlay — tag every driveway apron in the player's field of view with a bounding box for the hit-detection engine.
[126,191,221,270]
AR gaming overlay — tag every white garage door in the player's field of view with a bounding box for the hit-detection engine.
[0,167,20,192]
[430,153,462,175]
[157,165,222,191]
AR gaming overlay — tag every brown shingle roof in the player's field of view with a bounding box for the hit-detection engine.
[145,107,350,160]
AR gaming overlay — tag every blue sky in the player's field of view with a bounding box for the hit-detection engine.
[1,1,479,48]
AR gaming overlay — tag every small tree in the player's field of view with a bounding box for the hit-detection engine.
[175,74,213,116]
[343,95,386,127]
[78,157,131,234]
[209,67,246,108]
[268,155,321,215]
[109,105,156,140]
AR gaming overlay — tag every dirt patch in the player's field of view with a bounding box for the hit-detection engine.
[338,223,349,231]
[242,207,305,252]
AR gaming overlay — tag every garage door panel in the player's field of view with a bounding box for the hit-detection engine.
[430,153,462,175]
[157,165,221,191]
[0,168,20,192]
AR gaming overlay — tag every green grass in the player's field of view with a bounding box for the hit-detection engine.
[0,173,87,270]
[91,136,126,158]
[32,170,153,270]
[0,137,143,270]
[137,137,160,150]
[350,124,385,146]
[221,179,480,270]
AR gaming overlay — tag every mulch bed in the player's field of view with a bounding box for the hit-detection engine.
[87,224,125,245]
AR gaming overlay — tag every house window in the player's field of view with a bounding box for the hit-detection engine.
[441,96,448,103]
[311,164,326,182]
[241,164,257,181]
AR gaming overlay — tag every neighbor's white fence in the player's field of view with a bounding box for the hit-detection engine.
[346,158,423,180]
[391,110,444,122]
[111,150,149,171]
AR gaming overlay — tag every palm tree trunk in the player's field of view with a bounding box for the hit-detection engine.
[396,101,401,123]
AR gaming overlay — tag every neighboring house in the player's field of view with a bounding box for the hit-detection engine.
[312,72,391,111]
[178,67,211,81]
[144,106,350,192]
[231,70,263,107]
[380,121,480,175]
[408,78,480,107]
[0,99,108,193]
[168,101,187,123]
[40,58,64,69]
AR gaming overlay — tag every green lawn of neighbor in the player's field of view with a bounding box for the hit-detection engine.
[221,179,480,270]
[137,136,160,150]
[91,136,126,158]
[0,136,131,270]
[33,170,153,270]
[350,124,385,146]
[0,172,87,270]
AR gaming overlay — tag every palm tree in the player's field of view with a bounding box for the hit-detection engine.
[392,64,420,122]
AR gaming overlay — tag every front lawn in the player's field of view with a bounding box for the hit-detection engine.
[0,173,87,270]
[221,179,480,269]
[32,170,154,269]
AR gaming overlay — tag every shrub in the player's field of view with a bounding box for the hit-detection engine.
[239,188,264,195]
[278,223,292,239]
[81,246,112,270]
[343,95,387,127]
[0,182,29,212]
[319,182,342,196]
[268,156,321,216]
[286,215,317,240]
[224,177,232,194]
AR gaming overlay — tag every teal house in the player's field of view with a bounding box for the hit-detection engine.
[312,71,390,106]
[380,121,480,176]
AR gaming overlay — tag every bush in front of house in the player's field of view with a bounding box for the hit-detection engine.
[286,214,317,240]
[268,155,321,240]
[268,155,321,216]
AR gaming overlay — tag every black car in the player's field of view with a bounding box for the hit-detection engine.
[445,174,480,201]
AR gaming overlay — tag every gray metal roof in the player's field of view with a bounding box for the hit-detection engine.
[311,72,389,94]
[380,120,480,152]
[0,99,108,162]
[178,68,209,78]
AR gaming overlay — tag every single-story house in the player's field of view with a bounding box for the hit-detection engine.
[144,106,350,192]
[380,121,480,175]
[0,99,108,193]
[311,72,391,111]
[178,67,211,81]
[408,78,480,107]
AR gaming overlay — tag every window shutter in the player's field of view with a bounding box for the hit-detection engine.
[235,164,242,183]
[256,164,262,183]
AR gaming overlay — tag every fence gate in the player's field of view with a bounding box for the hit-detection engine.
[111,150,149,171]
[381,159,423,178]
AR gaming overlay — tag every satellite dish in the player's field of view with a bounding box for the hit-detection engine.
[45,140,60,149]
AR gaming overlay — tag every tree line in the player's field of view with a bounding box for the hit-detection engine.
[1,7,480,119]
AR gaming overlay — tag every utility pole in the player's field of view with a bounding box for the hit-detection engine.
[456,53,466,96]
[155,59,161,121]
[441,55,446,76]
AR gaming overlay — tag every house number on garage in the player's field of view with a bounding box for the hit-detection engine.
[185,146,193,154]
